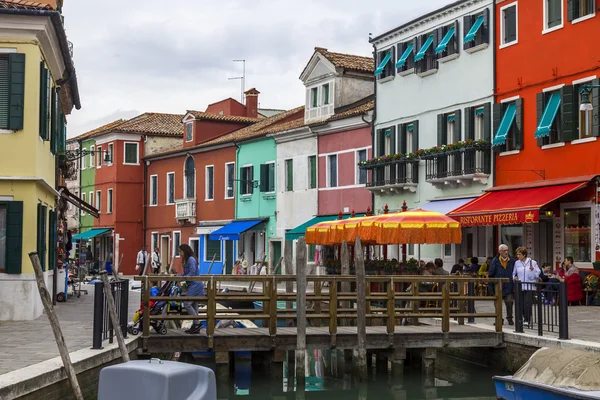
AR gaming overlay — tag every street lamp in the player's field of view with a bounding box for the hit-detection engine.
[228,178,260,192]
[579,84,598,111]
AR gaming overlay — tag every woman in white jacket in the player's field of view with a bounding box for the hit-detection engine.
[513,246,541,324]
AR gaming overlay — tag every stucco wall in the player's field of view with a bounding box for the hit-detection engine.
[79,138,96,232]
[335,75,374,109]
[144,136,181,157]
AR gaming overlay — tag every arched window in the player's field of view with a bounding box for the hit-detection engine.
[184,156,195,198]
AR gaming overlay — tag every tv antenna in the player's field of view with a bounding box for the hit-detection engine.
[228,59,246,104]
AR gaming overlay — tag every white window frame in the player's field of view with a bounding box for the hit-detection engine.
[96,190,101,213]
[322,83,330,105]
[447,116,456,143]
[88,191,93,208]
[310,87,319,109]
[81,192,86,215]
[354,148,368,185]
[173,231,181,258]
[185,122,193,142]
[500,2,518,49]
[266,160,276,194]
[543,0,564,34]
[150,174,158,206]
[560,201,595,268]
[205,165,214,201]
[572,0,596,24]
[225,162,235,199]
[241,164,253,197]
[151,231,159,252]
[107,188,113,213]
[81,149,86,170]
[89,145,95,168]
[204,234,222,262]
[183,156,196,200]
[96,145,102,169]
[326,154,338,188]
[123,141,140,165]
[107,143,114,165]
[166,172,175,205]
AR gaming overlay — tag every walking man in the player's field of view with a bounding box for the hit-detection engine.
[488,244,515,325]
[136,245,148,276]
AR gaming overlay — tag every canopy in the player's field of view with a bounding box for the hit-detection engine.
[285,214,365,241]
[449,182,588,226]
[209,219,264,241]
[72,228,111,241]
[59,186,99,218]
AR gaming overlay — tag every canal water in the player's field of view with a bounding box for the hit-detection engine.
[186,349,502,399]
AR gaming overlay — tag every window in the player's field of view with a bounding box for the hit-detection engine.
[574,81,596,139]
[308,155,317,189]
[81,193,86,215]
[150,175,158,206]
[396,41,415,74]
[538,90,562,146]
[544,0,563,31]
[89,145,95,168]
[463,9,490,51]
[107,188,113,213]
[435,21,459,60]
[493,99,523,153]
[569,0,595,21]
[96,145,102,168]
[322,84,330,105]
[167,172,175,204]
[185,122,193,142]
[0,53,25,131]
[204,236,222,262]
[205,165,214,200]
[260,162,275,193]
[39,61,50,139]
[327,154,338,188]
[184,156,195,199]
[173,232,181,257]
[311,87,318,108]
[444,244,453,257]
[375,47,395,79]
[240,165,254,195]
[447,116,457,144]
[225,162,235,199]
[81,149,86,169]
[151,233,158,252]
[96,191,101,213]
[564,208,592,263]
[501,3,518,47]
[356,150,367,185]
[474,107,485,141]
[89,191,93,208]
[0,205,5,271]
[124,142,139,165]
[106,143,113,165]
[285,159,293,192]
[414,33,438,76]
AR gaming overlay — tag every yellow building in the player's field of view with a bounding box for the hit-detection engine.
[0,0,81,320]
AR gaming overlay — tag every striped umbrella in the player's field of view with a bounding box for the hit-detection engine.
[328,216,374,244]
[305,220,339,245]
[374,208,462,244]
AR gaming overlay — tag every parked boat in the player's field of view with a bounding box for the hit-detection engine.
[494,347,600,400]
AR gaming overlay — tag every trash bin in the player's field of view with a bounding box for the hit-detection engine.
[98,359,216,400]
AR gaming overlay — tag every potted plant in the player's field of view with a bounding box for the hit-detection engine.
[593,261,600,271]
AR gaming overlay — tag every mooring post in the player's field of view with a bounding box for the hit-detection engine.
[422,348,437,387]
[270,350,286,388]
[284,240,294,326]
[343,349,353,389]
[215,351,230,398]
[295,237,307,389]
[287,350,295,392]
[355,237,368,382]
[390,347,406,380]
[340,241,350,326]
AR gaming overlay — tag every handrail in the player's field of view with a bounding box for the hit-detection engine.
[136,274,508,350]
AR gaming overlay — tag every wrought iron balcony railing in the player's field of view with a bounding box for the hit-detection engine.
[424,145,491,188]
[364,159,419,193]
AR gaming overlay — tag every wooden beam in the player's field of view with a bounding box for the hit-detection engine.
[354,237,368,382]
[295,237,307,389]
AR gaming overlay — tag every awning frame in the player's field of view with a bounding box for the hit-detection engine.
[209,219,266,241]
[464,15,484,43]
[435,26,455,54]
[534,92,561,138]
[396,43,414,68]
[492,103,516,147]
[414,35,434,62]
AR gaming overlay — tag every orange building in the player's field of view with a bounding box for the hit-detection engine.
[450,0,600,269]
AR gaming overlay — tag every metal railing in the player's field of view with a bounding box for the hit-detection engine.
[514,280,569,340]
[367,160,419,188]
[134,275,507,349]
[425,147,491,181]
[92,279,129,349]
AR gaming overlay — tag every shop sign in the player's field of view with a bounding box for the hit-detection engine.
[454,210,539,227]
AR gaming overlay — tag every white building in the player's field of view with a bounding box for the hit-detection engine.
[369,0,495,265]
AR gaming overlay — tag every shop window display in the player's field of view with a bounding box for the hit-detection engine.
[564,208,591,263]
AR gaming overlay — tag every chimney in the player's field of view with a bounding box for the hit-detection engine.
[245,88,260,118]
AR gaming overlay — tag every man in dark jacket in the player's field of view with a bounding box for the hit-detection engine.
[488,244,515,325]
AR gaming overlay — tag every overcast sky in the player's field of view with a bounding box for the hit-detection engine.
[63,0,451,138]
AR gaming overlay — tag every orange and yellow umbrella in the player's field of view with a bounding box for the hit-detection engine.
[374,209,462,244]
[327,216,373,244]
[305,220,339,245]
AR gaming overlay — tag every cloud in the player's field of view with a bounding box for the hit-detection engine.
[63,0,452,138]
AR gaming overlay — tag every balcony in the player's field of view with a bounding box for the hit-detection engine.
[424,145,491,189]
[362,159,419,194]
[175,198,196,224]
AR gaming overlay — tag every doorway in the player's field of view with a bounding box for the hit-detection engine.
[160,236,170,272]
[537,220,553,265]
[190,238,199,263]
[271,240,282,273]
[500,225,524,255]
[225,240,234,274]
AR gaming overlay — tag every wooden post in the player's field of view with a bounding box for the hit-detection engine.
[269,240,275,274]
[422,348,437,388]
[295,237,307,389]
[207,277,216,349]
[112,253,124,279]
[495,279,504,332]
[354,237,368,382]
[215,351,230,399]
[28,252,84,400]
[99,272,130,362]
[442,281,450,333]
[340,241,350,327]
[284,240,294,312]
[329,277,337,347]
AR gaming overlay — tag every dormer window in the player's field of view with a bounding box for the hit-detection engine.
[311,87,318,108]
[305,82,334,122]
[185,122,193,142]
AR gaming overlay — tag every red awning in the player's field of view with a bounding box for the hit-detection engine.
[449,182,588,226]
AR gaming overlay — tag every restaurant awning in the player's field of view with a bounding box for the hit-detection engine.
[59,186,99,218]
[448,180,590,226]
[421,197,477,215]
[285,213,366,241]
[72,228,112,241]
[209,219,265,241]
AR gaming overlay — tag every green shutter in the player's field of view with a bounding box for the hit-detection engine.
[249,166,254,195]
[567,0,574,21]
[536,93,545,147]
[514,98,524,150]
[482,8,490,45]
[4,201,23,274]
[48,210,56,270]
[39,62,49,140]
[59,113,66,154]
[463,15,473,50]
[437,113,447,146]
[377,129,385,156]
[492,103,504,153]
[561,85,578,142]
[7,53,25,131]
[50,88,57,155]
[259,164,268,192]
[592,78,600,138]
[455,109,462,141]
[483,103,491,142]
[389,126,396,154]
[464,107,474,141]
[412,121,419,153]
[309,156,316,189]
[268,163,275,192]
[398,124,406,154]
[37,203,47,271]
[286,160,293,192]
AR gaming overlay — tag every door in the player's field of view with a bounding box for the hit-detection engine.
[271,240,282,274]
[538,220,553,265]
[160,236,170,271]
[225,240,234,274]
[190,238,199,263]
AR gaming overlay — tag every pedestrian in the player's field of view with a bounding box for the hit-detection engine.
[179,244,204,334]
[466,257,480,275]
[513,246,540,325]
[136,245,148,276]
[488,244,516,326]
[151,247,161,274]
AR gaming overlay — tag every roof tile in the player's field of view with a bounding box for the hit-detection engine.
[111,112,184,137]
[314,47,374,73]
[0,0,53,10]
[187,110,261,124]
[69,119,127,142]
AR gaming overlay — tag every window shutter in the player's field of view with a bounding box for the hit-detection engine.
[561,85,578,142]
[483,102,492,143]
[39,62,48,140]
[435,27,444,59]
[536,93,545,147]
[259,164,268,192]
[48,210,55,271]
[286,162,292,192]
[463,15,473,50]
[452,20,460,55]
[249,166,254,195]
[507,7,517,43]
[482,8,490,44]
[396,43,402,72]
[7,53,25,131]
[437,113,447,146]
[399,124,406,155]
[592,78,600,138]
[455,109,462,142]
[50,88,57,155]
[389,125,396,154]
[5,201,23,274]
[515,98,524,150]
[388,46,395,78]
[413,36,421,74]
[567,0,574,21]
[59,113,66,154]
[412,121,419,153]
[377,129,385,156]
[492,103,503,153]
[464,107,474,141]
[37,203,47,271]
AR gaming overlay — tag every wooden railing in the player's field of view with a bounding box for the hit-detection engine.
[134,274,508,349]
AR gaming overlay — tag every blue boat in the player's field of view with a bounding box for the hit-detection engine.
[253,301,296,327]
[494,348,600,400]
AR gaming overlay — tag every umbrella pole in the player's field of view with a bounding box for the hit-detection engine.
[417,244,421,263]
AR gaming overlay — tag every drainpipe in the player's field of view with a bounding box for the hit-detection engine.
[143,160,148,249]
[234,141,240,221]
[370,42,378,215]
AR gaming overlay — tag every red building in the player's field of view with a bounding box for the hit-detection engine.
[450,0,600,269]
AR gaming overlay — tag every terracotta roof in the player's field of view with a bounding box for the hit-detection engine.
[111,113,184,137]
[186,110,261,124]
[70,119,128,142]
[322,100,374,123]
[314,47,374,73]
[0,0,53,10]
